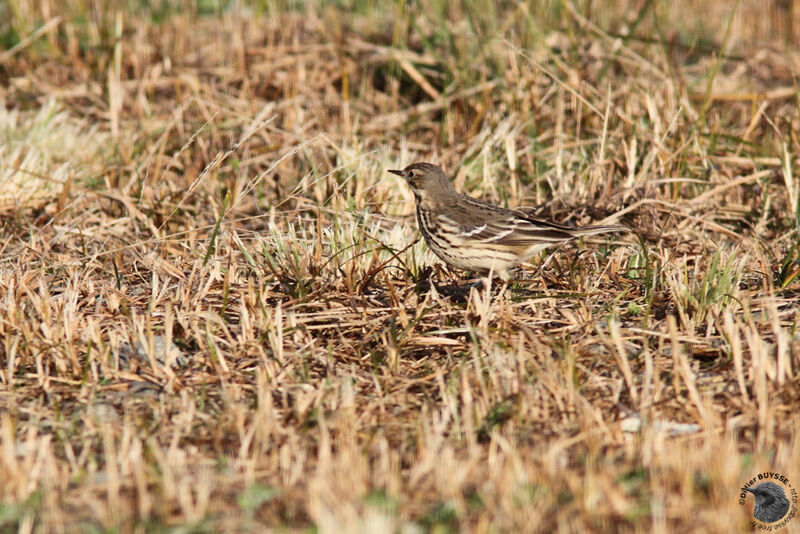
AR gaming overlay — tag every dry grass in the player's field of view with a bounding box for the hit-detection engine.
[1,0,800,531]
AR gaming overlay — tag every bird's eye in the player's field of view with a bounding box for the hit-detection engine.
[408,170,415,178]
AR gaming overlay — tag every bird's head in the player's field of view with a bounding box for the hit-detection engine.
[744,482,791,523]
[388,163,454,203]
[745,482,784,501]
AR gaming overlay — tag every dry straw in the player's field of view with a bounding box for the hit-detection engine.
[0,0,799,531]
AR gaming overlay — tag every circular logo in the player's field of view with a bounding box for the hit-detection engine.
[739,472,797,529]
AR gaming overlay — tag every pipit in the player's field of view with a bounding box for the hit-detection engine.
[388,162,626,280]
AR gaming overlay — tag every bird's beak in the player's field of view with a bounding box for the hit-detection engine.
[743,487,754,494]
[387,169,404,177]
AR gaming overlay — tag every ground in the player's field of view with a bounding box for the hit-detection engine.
[1,1,799,532]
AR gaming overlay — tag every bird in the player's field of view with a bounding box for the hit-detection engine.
[744,482,791,523]
[388,162,626,280]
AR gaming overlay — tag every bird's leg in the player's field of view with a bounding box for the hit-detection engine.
[467,278,485,290]
[428,266,445,296]
[498,273,511,294]
[480,272,493,298]
[484,268,512,296]
[463,269,487,290]
[495,269,511,294]
[466,269,510,293]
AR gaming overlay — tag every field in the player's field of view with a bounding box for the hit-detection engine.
[1,0,800,531]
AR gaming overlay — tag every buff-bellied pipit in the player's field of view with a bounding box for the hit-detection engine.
[389,162,626,280]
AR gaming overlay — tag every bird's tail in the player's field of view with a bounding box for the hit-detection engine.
[572,224,628,237]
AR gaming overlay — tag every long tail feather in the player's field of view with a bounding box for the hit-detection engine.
[571,224,627,237]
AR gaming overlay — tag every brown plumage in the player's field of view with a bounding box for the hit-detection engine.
[388,162,626,279]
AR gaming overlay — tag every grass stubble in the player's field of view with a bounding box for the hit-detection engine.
[1,1,799,531]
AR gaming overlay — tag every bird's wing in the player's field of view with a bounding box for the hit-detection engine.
[439,197,576,246]
[481,214,576,246]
